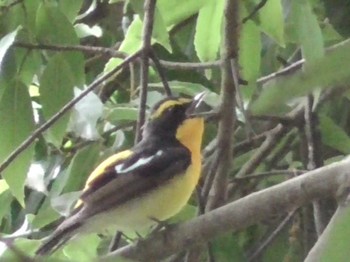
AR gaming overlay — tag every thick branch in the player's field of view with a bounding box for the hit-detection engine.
[103,157,350,261]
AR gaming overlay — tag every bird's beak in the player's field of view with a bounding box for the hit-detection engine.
[186,92,206,118]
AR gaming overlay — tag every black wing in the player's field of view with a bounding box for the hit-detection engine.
[80,145,191,216]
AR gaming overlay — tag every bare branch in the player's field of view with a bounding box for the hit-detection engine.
[235,124,288,178]
[159,60,222,70]
[233,170,306,182]
[14,42,126,58]
[149,49,172,96]
[248,209,296,261]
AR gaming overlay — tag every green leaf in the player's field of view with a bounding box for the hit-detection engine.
[129,1,171,52]
[104,16,142,73]
[169,204,197,223]
[63,143,100,193]
[259,0,285,46]
[0,189,12,221]
[63,234,100,261]
[252,41,350,114]
[0,239,41,259]
[32,202,60,229]
[35,2,78,45]
[105,107,139,122]
[35,2,85,85]
[40,54,74,146]
[292,0,324,64]
[0,49,17,97]
[319,206,350,262]
[0,82,35,206]
[59,0,83,23]
[319,114,350,154]
[194,0,224,62]
[157,0,206,26]
[22,0,41,32]
[239,20,261,99]
[118,16,143,51]
[15,49,41,86]
[0,179,9,194]
[211,234,246,262]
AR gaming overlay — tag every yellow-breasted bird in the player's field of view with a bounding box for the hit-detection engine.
[35,94,205,256]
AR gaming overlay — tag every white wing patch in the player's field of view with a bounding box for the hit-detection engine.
[115,150,164,174]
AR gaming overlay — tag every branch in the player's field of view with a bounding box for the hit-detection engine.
[304,96,336,238]
[248,209,296,261]
[149,49,172,96]
[205,0,239,211]
[256,38,350,85]
[134,0,156,143]
[233,169,305,182]
[14,42,126,58]
[235,124,288,178]
[15,38,350,80]
[159,60,221,70]
[0,51,142,175]
[242,0,268,24]
[102,157,350,261]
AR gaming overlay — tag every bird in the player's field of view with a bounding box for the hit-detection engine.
[35,93,206,256]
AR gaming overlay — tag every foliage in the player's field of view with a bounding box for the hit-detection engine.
[0,0,349,261]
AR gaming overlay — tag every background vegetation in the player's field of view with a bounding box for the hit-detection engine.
[0,0,350,261]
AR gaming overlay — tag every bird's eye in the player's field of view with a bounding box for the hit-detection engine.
[165,106,174,114]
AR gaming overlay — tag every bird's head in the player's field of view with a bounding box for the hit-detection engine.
[143,93,206,141]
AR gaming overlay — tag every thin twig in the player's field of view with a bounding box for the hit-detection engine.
[149,49,172,96]
[305,96,317,171]
[109,231,123,252]
[242,0,268,24]
[256,38,350,85]
[134,0,156,143]
[233,170,306,182]
[201,152,219,202]
[159,60,221,70]
[248,210,297,261]
[0,0,23,10]
[15,38,350,79]
[304,95,332,237]
[15,41,222,70]
[235,124,288,178]
[233,59,254,139]
[14,42,126,58]
[0,50,142,174]
[265,130,298,170]
[232,131,268,155]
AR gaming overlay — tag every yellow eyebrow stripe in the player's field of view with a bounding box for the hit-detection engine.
[151,98,191,119]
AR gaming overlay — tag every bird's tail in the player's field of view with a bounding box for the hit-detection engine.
[35,221,82,256]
